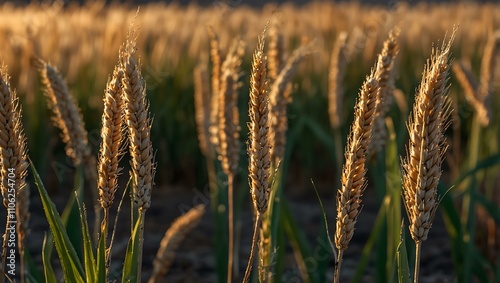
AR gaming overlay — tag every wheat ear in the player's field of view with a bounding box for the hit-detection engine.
[37,59,91,165]
[194,64,213,159]
[368,29,400,158]
[269,43,312,165]
[402,31,455,283]
[148,204,206,283]
[0,64,29,283]
[97,63,125,272]
[207,26,223,151]
[120,33,156,282]
[328,32,348,130]
[334,70,379,283]
[268,16,285,82]
[452,60,490,126]
[244,27,270,283]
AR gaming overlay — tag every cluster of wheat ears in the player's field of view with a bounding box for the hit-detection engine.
[0,4,498,282]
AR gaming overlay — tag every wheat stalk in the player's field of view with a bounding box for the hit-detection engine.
[148,204,206,283]
[368,29,400,158]
[401,31,455,283]
[120,32,156,282]
[0,64,29,283]
[244,27,270,283]
[334,70,379,283]
[218,38,244,283]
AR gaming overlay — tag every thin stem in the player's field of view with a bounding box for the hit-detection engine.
[243,213,262,283]
[227,174,235,283]
[333,249,344,283]
[137,210,146,283]
[414,241,422,283]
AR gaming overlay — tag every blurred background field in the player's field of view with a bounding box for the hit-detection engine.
[0,1,499,282]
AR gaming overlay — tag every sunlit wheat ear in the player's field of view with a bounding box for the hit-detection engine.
[207,26,222,151]
[194,64,212,159]
[328,31,348,130]
[335,72,378,252]
[244,26,270,283]
[119,39,155,211]
[452,60,490,126]
[368,28,400,158]
[401,31,455,283]
[0,64,29,278]
[402,32,454,244]
[148,204,206,283]
[98,65,125,211]
[269,43,312,164]
[36,58,91,165]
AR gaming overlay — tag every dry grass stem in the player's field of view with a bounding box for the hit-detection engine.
[328,32,348,130]
[368,29,400,158]
[148,204,206,283]
[0,64,29,283]
[401,31,455,283]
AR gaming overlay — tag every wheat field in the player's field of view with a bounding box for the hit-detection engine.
[0,1,499,282]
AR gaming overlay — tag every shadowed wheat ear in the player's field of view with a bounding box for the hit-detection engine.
[98,65,125,224]
[193,64,212,159]
[0,64,29,283]
[368,28,400,158]
[402,31,455,283]
[36,58,91,165]
[244,26,270,283]
[452,60,490,126]
[334,69,379,283]
[328,32,348,130]
[269,42,312,165]
[148,204,206,283]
